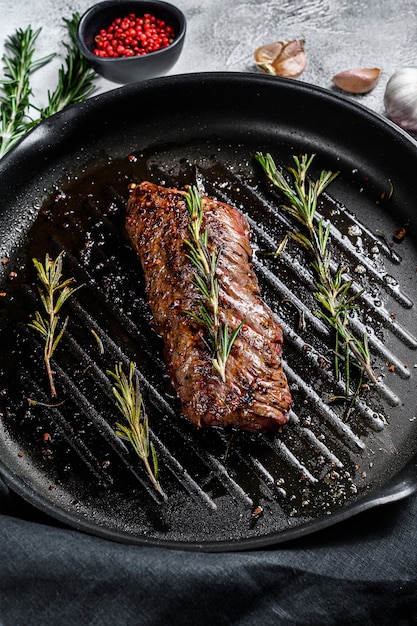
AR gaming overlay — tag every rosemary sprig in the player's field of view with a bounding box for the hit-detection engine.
[256,152,377,390]
[0,26,54,158]
[108,362,164,497]
[184,186,244,382]
[28,252,80,397]
[0,14,97,159]
[38,14,96,119]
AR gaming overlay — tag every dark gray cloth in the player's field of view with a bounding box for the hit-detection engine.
[1,477,416,625]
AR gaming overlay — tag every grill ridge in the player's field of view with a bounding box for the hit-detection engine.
[53,171,401,500]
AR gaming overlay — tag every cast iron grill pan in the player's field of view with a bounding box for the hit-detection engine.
[0,74,416,551]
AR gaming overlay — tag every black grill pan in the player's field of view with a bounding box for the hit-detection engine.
[0,73,416,552]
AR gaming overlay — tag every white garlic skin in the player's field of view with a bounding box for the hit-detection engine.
[384,67,417,131]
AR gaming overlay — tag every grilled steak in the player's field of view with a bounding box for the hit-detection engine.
[126,181,292,432]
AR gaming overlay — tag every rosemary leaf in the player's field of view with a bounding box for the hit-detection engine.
[91,329,104,354]
[256,152,377,391]
[51,317,69,354]
[108,362,164,496]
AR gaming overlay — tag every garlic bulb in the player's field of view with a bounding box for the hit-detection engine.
[384,67,417,131]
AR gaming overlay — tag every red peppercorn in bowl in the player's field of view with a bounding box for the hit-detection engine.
[76,1,186,84]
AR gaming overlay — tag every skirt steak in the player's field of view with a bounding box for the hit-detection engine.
[125,181,292,432]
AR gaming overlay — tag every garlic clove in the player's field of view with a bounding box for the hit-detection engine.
[384,67,417,131]
[332,68,382,94]
[254,40,306,78]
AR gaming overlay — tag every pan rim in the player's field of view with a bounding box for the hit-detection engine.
[1,71,417,551]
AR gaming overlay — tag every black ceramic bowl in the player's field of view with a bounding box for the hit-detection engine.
[76,0,186,84]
